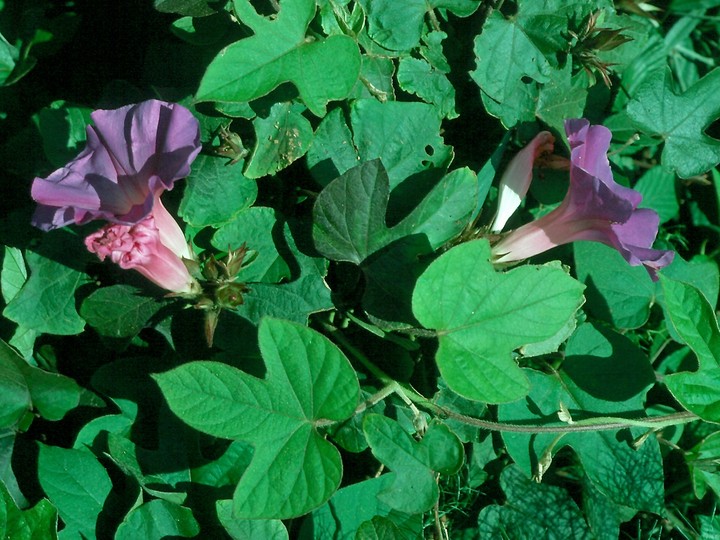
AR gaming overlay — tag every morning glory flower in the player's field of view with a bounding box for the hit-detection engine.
[31,99,201,230]
[491,118,674,280]
[490,131,555,232]
[84,197,199,294]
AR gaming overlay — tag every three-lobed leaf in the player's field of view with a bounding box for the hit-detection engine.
[628,67,720,178]
[195,0,361,116]
[412,240,585,403]
[155,318,360,518]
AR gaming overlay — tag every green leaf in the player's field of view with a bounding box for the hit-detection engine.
[350,100,451,188]
[3,246,87,336]
[397,57,457,119]
[155,318,360,518]
[687,431,720,499]
[180,154,257,228]
[37,445,112,539]
[2,246,27,304]
[574,241,657,329]
[80,285,165,339]
[216,500,288,540]
[477,465,593,539]
[196,0,361,116]
[412,240,585,403]
[234,226,333,324]
[0,340,90,427]
[356,516,402,540]
[244,102,313,178]
[0,481,57,540]
[536,64,588,137]
[358,0,479,51]
[627,67,720,178]
[312,160,477,264]
[115,500,199,540]
[660,275,720,367]
[363,415,464,513]
[634,165,679,224]
[0,32,18,86]
[303,475,422,539]
[306,107,360,186]
[470,12,551,128]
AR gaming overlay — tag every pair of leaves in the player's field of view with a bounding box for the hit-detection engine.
[196,0,361,116]
[155,318,360,518]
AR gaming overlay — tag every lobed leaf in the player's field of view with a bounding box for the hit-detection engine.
[155,318,360,518]
[413,240,585,403]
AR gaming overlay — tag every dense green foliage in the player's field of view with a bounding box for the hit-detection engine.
[1,0,720,538]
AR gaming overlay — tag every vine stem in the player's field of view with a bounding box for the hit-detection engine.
[319,323,700,434]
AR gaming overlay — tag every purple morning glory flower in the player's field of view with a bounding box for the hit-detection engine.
[31,99,201,230]
[491,119,674,280]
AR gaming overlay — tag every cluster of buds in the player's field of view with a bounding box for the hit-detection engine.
[568,11,632,87]
[188,244,252,346]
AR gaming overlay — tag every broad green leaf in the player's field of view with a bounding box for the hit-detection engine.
[350,100,452,188]
[115,500,199,540]
[358,0,479,51]
[155,318,360,518]
[1,246,27,303]
[627,67,720,178]
[397,57,457,119]
[302,476,422,539]
[3,246,87,336]
[196,0,361,116]
[0,481,57,540]
[634,165,679,224]
[665,368,720,422]
[470,12,551,128]
[37,445,112,540]
[244,102,313,178]
[180,154,257,227]
[660,276,720,367]
[412,240,585,403]
[313,160,477,264]
[212,207,291,283]
[80,285,165,339]
[363,415,463,514]
[216,500,288,540]
[477,465,592,539]
[574,241,656,329]
[0,352,30,429]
